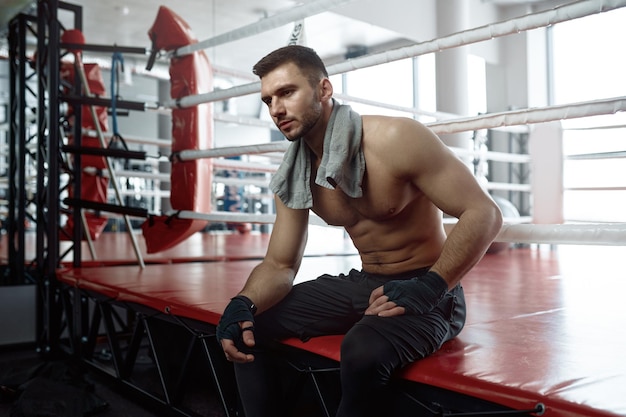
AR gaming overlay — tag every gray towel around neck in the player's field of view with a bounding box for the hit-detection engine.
[269,101,364,209]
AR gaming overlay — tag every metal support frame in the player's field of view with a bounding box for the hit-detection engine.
[55,284,240,417]
[7,0,151,355]
[7,12,37,286]
[7,0,77,352]
[35,0,63,356]
[285,359,340,417]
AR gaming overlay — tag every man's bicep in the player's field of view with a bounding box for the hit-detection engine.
[264,195,309,270]
[413,135,488,218]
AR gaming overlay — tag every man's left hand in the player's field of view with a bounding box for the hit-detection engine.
[365,286,406,317]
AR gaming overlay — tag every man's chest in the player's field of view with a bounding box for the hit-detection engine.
[310,170,417,226]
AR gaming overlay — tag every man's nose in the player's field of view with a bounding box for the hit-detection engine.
[269,100,285,117]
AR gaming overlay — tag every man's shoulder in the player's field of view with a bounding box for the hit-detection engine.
[362,115,430,145]
[362,114,426,131]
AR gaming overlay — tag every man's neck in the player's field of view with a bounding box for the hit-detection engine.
[303,99,335,159]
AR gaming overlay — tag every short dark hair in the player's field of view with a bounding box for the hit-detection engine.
[253,45,329,87]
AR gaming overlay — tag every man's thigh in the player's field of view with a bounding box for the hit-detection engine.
[255,270,377,341]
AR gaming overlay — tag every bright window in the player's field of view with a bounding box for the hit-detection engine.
[552,8,626,222]
[343,58,414,116]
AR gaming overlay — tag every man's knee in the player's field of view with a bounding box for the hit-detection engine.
[340,323,396,383]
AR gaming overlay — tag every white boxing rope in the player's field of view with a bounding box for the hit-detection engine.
[566,150,626,160]
[176,137,533,164]
[214,176,270,188]
[175,97,626,163]
[328,0,626,75]
[428,96,626,135]
[501,216,533,224]
[174,209,331,228]
[443,216,532,225]
[111,189,170,198]
[174,208,626,246]
[565,186,626,191]
[485,182,532,192]
[171,0,358,57]
[148,106,174,115]
[162,0,626,109]
[213,158,279,173]
[178,142,289,160]
[496,222,626,246]
[452,147,531,164]
[163,82,260,109]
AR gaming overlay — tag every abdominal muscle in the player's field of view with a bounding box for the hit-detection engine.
[311,185,446,275]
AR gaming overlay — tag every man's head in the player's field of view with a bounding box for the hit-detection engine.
[255,46,333,142]
[253,45,328,88]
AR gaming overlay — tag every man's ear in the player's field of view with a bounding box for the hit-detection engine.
[319,78,333,102]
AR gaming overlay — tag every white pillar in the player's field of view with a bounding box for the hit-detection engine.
[435,0,472,151]
[529,121,564,224]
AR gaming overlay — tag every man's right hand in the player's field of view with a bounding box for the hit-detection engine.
[220,320,256,363]
[217,295,257,363]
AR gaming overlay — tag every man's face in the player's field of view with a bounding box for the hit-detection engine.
[260,62,322,141]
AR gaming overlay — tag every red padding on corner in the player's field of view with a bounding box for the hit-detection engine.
[170,108,212,211]
[148,6,198,51]
[142,6,213,253]
[141,216,207,254]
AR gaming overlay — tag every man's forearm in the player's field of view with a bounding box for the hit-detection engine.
[431,207,502,288]
[239,262,296,314]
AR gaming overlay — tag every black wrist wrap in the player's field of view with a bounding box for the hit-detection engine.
[383,271,449,315]
[216,295,256,342]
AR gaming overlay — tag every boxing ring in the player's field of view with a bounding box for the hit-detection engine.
[5,0,626,416]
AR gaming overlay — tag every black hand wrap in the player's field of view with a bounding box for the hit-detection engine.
[383,271,449,315]
[216,295,257,343]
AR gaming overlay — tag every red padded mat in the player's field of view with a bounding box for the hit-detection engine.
[57,246,626,417]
